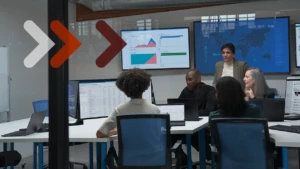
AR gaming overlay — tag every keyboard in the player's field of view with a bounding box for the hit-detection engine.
[269,125,300,134]
[2,130,27,137]
[170,121,185,126]
[41,123,49,128]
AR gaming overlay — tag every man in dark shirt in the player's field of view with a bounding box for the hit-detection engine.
[172,69,217,167]
[178,69,218,116]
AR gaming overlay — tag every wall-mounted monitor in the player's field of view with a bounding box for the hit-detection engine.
[78,79,152,119]
[121,28,190,70]
[194,17,290,74]
[296,23,300,67]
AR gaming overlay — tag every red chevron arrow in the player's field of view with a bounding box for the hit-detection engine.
[95,20,127,68]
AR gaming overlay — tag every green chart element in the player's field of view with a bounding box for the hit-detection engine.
[161,52,186,56]
[131,53,156,64]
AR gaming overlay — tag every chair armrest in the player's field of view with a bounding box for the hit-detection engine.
[171,140,182,153]
[209,144,219,156]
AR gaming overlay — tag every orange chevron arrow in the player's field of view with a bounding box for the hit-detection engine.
[50,20,81,68]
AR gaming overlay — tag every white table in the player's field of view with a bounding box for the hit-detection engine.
[0,117,209,169]
[269,120,300,169]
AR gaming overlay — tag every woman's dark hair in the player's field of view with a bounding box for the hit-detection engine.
[116,68,151,99]
[221,43,235,54]
[216,76,248,117]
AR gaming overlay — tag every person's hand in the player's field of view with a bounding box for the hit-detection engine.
[108,128,118,136]
[245,88,255,99]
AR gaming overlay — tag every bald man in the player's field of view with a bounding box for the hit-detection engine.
[172,69,216,167]
[179,69,217,116]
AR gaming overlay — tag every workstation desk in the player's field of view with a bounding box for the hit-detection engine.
[0,117,209,169]
[269,120,300,169]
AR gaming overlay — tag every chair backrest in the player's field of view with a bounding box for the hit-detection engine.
[32,100,48,116]
[117,114,171,169]
[210,118,271,169]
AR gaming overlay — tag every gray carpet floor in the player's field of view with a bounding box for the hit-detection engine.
[13,142,299,169]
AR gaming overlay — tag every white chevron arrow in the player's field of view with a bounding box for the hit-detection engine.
[23,20,55,68]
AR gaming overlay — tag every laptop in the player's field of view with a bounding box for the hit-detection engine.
[2,111,47,137]
[167,98,201,121]
[263,98,285,122]
[157,104,185,126]
[247,99,285,122]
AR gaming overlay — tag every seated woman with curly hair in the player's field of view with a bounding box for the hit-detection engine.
[96,68,160,138]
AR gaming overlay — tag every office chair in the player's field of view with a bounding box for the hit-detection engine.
[269,88,281,98]
[209,118,276,169]
[32,100,88,169]
[0,150,22,168]
[115,114,183,169]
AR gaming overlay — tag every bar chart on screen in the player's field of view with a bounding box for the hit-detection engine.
[121,28,190,70]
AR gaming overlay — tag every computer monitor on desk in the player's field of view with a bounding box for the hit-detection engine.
[167,98,200,121]
[78,79,153,119]
[284,76,300,120]
[68,80,83,126]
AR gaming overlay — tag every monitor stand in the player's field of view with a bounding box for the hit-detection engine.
[284,114,300,120]
[69,119,84,126]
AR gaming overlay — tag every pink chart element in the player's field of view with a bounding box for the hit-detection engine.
[136,42,156,48]
[146,54,157,64]
[136,38,156,48]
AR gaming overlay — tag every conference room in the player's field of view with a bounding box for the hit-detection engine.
[1,0,300,169]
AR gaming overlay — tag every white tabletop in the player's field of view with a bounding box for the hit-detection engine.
[269,120,300,147]
[0,117,209,143]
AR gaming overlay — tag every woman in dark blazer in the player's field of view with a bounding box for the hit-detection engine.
[213,43,248,88]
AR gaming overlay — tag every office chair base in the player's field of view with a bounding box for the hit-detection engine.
[69,161,88,169]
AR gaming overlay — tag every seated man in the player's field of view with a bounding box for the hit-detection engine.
[179,69,218,116]
[172,69,218,167]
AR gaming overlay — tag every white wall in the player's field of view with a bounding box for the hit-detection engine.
[0,0,48,157]
[70,1,300,102]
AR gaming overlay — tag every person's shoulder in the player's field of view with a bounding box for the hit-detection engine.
[143,101,161,113]
[115,100,131,111]
[264,88,276,98]
[215,61,224,67]
[209,110,223,121]
[235,59,248,66]
[202,83,215,91]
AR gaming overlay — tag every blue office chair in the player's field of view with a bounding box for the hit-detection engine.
[32,100,49,116]
[116,114,182,169]
[209,118,275,169]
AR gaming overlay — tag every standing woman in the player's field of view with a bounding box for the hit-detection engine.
[213,43,248,88]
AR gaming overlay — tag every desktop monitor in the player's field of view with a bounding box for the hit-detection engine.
[120,27,190,70]
[79,79,153,119]
[285,76,300,114]
[194,17,290,74]
[68,80,79,119]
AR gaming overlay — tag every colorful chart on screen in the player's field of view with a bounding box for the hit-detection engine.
[121,28,190,70]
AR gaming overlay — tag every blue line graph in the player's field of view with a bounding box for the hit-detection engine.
[160,35,183,39]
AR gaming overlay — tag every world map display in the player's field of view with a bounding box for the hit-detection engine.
[194,17,290,74]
